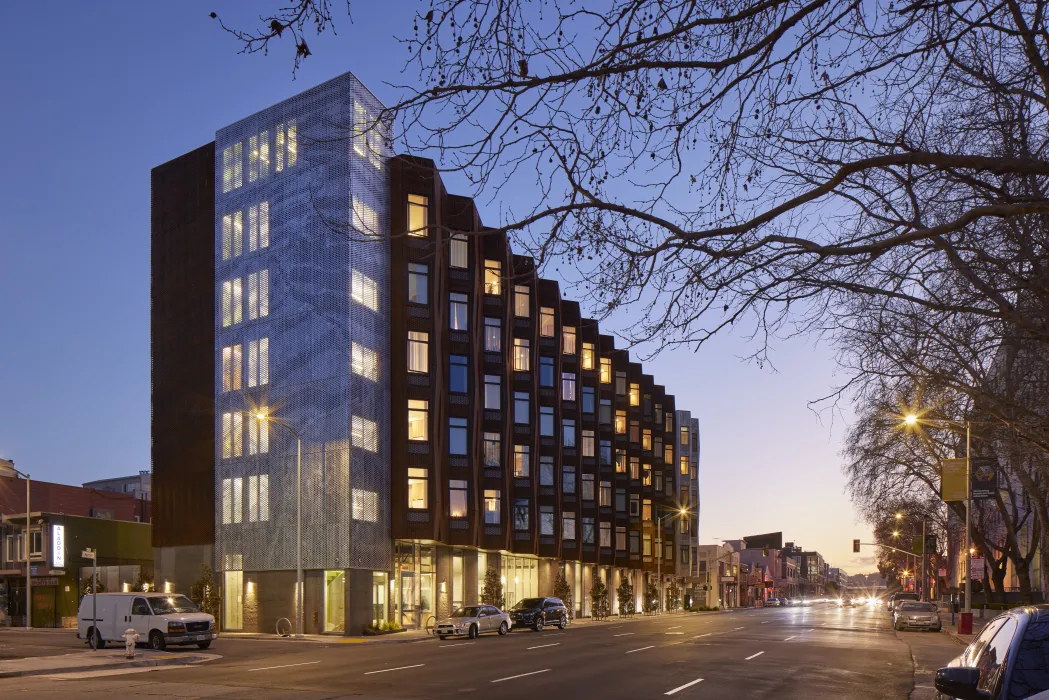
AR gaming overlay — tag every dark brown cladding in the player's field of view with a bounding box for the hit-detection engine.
[150,143,217,548]
[389,155,683,574]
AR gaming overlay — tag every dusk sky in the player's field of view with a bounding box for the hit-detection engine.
[0,2,875,573]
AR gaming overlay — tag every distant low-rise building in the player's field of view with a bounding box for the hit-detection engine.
[82,471,151,501]
[696,543,740,608]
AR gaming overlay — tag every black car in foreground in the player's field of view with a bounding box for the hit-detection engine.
[935,605,1049,700]
[509,597,569,632]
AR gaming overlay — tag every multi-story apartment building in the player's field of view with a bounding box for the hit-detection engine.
[675,411,701,603]
[151,71,700,635]
[83,471,152,500]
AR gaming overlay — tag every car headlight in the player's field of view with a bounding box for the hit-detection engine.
[168,622,186,633]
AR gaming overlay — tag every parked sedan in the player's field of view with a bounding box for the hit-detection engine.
[509,597,569,632]
[935,605,1049,699]
[435,605,510,640]
[765,598,781,607]
[894,602,942,632]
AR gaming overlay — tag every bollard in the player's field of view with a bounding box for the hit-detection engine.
[958,612,973,635]
[122,628,140,659]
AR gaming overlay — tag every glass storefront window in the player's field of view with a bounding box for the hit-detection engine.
[324,570,345,633]
[372,572,388,627]
[223,570,243,630]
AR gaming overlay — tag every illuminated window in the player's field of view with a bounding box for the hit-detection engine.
[581,429,595,457]
[664,444,673,465]
[408,400,429,441]
[600,481,612,507]
[483,432,500,467]
[248,203,269,252]
[484,489,500,524]
[247,338,269,387]
[513,338,530,371]
[221,344,242,392]
[408,331,428,373]
[581,342,594,370]
[352,416,378,452]
[563,513,576,541]
[515,392,530,425]
[680,426,689,445]
[615,449,626,473]
[286,120,297,167]
[351,488,378,523]
[222,142,243,193]
[629,383,640,406]
[275,120,297,172]
[351,342,378,382]
[351,269,378,311]
[599,357,611,384]
[666,414,673,432]
[514,499,530,531]
[222,278,243,327]
[615,410,627,434]
[449,480,468,518]
[642,429,652,451]
[643,534,652,556]
[562,326,576,355]
[249,134,260,182]
[221,411,243,458]
[247,475,270,523]
[629,456,639,480]
[562,372,577,401]
[680,455,689,476]
[352,196,379,236]
[222,211,243,260]
[642,463,652,486]
[247,270,269,320]
[514,444,530,478]
[232,477,243,524]
[539,307,555,337]
[582,474,594,501]
[449,233,468,269]
[248,413,269,455]
[448,417,468,455]
[449,293,468,330]
[408,468,428,509]
[615,371,626,396]
[514,285,530,317]
[259,131,270,177]
[484,375,500,410]
[222,479,232,524]
[484,259,501,295]
[221,413,231,459]
[484,317,501,352]
[407,194,428,236]
[353,102,382,169]
[563,464,575,494]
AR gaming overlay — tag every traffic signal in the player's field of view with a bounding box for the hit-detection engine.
[853,539,861,553]
[925,535,937,551]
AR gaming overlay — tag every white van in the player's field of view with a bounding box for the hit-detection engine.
[77,592,217,650]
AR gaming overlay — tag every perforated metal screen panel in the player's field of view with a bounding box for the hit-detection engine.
[214,72,391,574]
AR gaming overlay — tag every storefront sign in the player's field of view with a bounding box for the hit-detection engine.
[941,458,968,501]
[32,577,58,586]
[52,524,65,568]
[971,556,985,581]
[970,457,998,500]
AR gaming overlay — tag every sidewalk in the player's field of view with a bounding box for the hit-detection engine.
[0,649,217,679]
[941,612,989,645]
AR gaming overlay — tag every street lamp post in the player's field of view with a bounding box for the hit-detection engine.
[656,507,688,614]
[0,459,30,630]
[892,513,929,602]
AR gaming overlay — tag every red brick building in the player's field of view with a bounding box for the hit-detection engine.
[0,474,150,523]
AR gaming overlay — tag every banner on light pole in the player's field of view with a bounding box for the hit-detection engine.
[941,458,968,502]
[970,457,998,500]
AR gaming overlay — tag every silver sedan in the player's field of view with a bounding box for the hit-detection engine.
[435,605,511,640]
[893,601,942,631]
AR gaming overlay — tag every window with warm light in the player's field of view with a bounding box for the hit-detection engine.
[408,263,428,304]
[513,444,530,478]
[680,426,689,445]
[352,416,378,452]
[248,475,270,522]
[449,480,468,518]
[351,341,378,382]
[351,488,378,523]
[248,202,269,252]
[642,429,652,451]
[600,481,612,507]
[562,372,577,401]
[407,194,429,236]
[680,455,689,475]
[248,413,269,455]
[562,326,576,355]
[581,342,594,370]
[582,429,595,457]
[629,383,640,406]
[449,293,468,331]
[599,357,611,384]
[643,534,652,556]
[221,278,243,327]
[352,196,379,236]
[222,211,243,260]
[539,307,555,337]
[484,316,501,352]
[484,489,500,524]
[222,344,242,392]
[513,338,530,371]
[515,392,530,425]
[615,410,627,434]
[630,456,640,480]
[664,444,673,465]
[483,432,500,467]
[407,400,429,441]
[449,233,468,269]
[222,141,243,193]
[274,120,297,172]
[484,259,501,295]
[615,449,627,474]
[642,463,652,486]
[222,411,243,459]
[514,285,530,317]
[408,331,428,374]
[408,468,428,509]
[351,269,378,311]
[247,337,270,387]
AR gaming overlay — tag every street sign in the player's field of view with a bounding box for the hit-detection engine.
[81,549,96,560]
[938,568,948,578]
[971,556,985,581]
[941,458,968,501]
[970,457,998,500]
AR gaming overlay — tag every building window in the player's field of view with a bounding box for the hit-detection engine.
[616,526,627,551]
[583,517,595,544]
[582,474,594,501]
[655,471,663,491]
[222,211,243,260]
[484,375,500,410]
[680,426,689,445]
[539,307,555,337]
[408,331,429,374]
[615,371,626,396]
[563,513,576,541]
[484,490,501,524]
[539,406,554,436]
[615,489,626,513]
[631,531,642,555]
[449,355,468,393]
[581,429,595,457]
[408,468,428,509]
[449,480,468,518]
[248,475,271,522]
[582,386,595,414]
[640,499,652,522]
[664,444,674,465]
[407,194,429,236]
[600,522,611,548]
[615,449,626,474]
[598,398,611,425]
[562,326,576,355]
[539,456,554,486]
[221,278,243,327]
[540,506,555,536]
[600,440,611,466]
[629,457,640,480]
[247,269,269,320]
[274,120,297,171]
[248,202,269,252]
[222,141,243,193]
[628,420,639,444]
[615,410,627,435]
[449,417,468,455]
[353,102,382,169]
[408,400,429,441]
[642,463,652,486]
[483,259,501,295]
[351,488,378,523]
[513,444,530,478]
[408,263,428,304]
[666,414,673,432]
[514,285,529,317]
[680,455,689,476]
[351,269,379,311]
[449,233,468,269]
[514,499,530,531]
[563,464,575,494]
[655,403,663,425]
[563,419,576,447]
[538,356,554,387]
[629,383,640,407]
[221,411,243,459]
[513,338,530,371]
[351,341,378,382]
[248,132,269,183]
[681,545,690,564]
[581,342,594,370]
[222,344,242,392]
[248,413,270,455]
[222,477,244,524]
[562,372,577,401]
[642,429,652,451]
[484,317,501,352]
[515,392,530,425]
[599,357,612,384]
[599,481,612,507]
[449,293,468,330]
[483,432,501,467]
[642,534,652,556]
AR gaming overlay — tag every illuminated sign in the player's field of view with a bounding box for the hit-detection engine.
[52,525,65,568]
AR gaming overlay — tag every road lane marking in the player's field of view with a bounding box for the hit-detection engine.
[491,669,550,683]
[527,643,561,650]
[440,642,475,648]
[734,626,745,630]
[364,664,426,675]
[694,633,712,638]
[666,632,684,635]
[248,661,321,672]
[665,678,704,695]
[667,625,682,630]
[761,621,770,624]
[613,632,634,637]
[784,636,796,641]
[745,651,765,660]
[808,628,814,632]
[626,645,656,654]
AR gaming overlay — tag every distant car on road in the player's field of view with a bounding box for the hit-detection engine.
[888,592,919,612]
[509,597,569,632]
[765,598,781,607]
[935,605,1049,699]
[435,605,510,639]
[893,602,941,632]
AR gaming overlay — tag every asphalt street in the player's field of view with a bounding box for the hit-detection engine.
[0,604,950,699]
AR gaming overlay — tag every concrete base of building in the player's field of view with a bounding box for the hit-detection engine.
[154,544,214,596]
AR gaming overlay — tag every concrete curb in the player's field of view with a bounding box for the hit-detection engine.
[0,653,214,679]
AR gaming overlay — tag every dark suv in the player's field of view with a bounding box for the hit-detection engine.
[509,597,569,632]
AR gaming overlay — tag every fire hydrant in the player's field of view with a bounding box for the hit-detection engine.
[122,628,140,659]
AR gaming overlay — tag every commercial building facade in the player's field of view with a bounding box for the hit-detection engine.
[152,71,700,634]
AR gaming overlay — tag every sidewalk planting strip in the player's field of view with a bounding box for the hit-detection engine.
[625,646,655,654]
[491,669,550,683]
[665,678,704,696]
[248,661,321,672]
[364,664,425,675]
[745,651,765,660]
